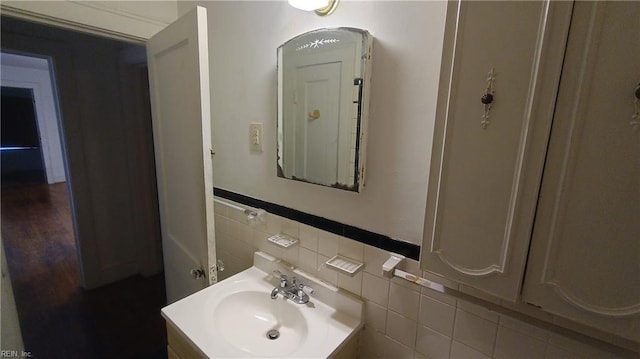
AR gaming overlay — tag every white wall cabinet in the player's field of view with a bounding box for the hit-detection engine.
[422,0,639,342]
[522,1,640,342]
[421,0,573,301]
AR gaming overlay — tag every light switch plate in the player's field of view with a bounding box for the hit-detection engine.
[249,123,263,152]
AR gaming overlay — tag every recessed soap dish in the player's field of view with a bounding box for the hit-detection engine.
[267,233,298,248]
[325,255,363,277]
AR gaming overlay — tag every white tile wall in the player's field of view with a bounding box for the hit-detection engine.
[419,294,455,337]
[299,224,319,251]
[416,324,452,359]
[362,272,389,307]
[386,310,418,348]
[450,340,491,359]
[493,326,547,359]
[453,309,497,356]
[318,230,340,257]
[389,282,420,321]
[213,199,637,358]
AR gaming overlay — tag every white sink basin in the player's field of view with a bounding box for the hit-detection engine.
[213,290,308,356]
[162,251,363,358]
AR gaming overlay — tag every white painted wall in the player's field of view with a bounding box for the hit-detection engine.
[185,1,447,245]
[1,53,67,184]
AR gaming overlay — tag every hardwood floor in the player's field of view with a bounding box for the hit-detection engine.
[1,183,167,359]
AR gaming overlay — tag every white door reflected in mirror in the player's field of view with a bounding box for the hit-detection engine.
[277,28,372,192]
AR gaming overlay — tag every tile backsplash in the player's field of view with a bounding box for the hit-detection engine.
[214,198,636,358]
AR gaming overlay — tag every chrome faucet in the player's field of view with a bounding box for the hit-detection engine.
[270,270,313,304]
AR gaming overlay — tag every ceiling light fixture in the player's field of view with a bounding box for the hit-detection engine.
[288,0,339,16]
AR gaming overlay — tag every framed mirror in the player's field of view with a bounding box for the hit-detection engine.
[277,28,372,192]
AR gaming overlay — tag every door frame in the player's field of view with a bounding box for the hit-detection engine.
[0,3,162,44]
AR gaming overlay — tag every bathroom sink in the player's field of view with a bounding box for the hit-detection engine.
[213,291,308,356]
[162,251,363,358]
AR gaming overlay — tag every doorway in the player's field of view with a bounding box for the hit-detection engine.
[1,15,166,358]
[1,51,68,186]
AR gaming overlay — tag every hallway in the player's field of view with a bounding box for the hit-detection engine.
[1,183,167,359]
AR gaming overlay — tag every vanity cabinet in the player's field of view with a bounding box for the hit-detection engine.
[522,1,640,342]
[165,322,360,359]
[422,0,639,341]
[166,323,205,359]
[421,0,573,301]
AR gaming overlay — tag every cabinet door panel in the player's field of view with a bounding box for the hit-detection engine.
[523,1,640,341]
[421,0,572,300]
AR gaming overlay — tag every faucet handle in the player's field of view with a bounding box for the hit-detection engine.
[273,270,288,286]
[301,284,314,296]
[296,283,314,299]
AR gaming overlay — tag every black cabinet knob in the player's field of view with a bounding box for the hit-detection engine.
[481,93,494,105]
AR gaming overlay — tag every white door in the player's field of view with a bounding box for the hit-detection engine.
[283,46,354,186]
[293,62,341,184]
[147,6,216,304]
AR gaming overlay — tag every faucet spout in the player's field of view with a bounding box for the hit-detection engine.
[270,287,281,300]
[269,272,313,304]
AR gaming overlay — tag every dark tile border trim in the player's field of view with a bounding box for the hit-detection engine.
[214,188,421,261]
